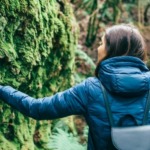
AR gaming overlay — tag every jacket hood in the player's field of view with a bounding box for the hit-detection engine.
[99,56,150,96]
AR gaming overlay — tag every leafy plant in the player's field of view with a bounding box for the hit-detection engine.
[48,128,86,150]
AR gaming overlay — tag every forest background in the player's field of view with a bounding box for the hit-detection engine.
[0,0,149,150]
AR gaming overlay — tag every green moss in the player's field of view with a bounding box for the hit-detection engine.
[0,0,78,149]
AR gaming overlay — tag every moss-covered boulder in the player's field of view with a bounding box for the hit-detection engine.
[0,0,78,149]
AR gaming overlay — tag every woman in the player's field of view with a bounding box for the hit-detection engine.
[0,24,149,150]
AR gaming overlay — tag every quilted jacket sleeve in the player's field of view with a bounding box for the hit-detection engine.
[0,79,89,120]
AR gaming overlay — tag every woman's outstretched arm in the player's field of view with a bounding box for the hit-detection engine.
[0,79,89,120]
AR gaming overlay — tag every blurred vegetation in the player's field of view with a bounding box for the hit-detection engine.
[72,0,150,46]
[74,47,96,84]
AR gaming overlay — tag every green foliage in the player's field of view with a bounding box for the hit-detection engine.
[78,0,98,14]
[0,0,78,149]
[74,47,96,84]
[48,128,86,150]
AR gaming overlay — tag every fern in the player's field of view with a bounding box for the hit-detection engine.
[48,128,86,150]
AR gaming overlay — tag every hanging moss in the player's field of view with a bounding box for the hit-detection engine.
[0,0,78,149]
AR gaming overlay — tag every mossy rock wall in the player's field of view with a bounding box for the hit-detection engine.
[0,0,78,149]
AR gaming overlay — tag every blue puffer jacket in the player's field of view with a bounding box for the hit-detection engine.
[0,56,150,150]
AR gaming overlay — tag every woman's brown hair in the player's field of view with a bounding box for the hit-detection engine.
[95,24,147,77]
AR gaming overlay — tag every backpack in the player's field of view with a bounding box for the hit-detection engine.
[100,83,150,150]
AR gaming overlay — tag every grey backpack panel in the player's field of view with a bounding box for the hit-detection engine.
[112,126,150,150]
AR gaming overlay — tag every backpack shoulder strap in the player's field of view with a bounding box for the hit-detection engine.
[100,83,114,127]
